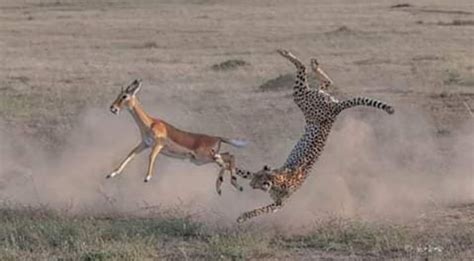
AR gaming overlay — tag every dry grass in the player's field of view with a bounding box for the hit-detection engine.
[1,0,473,260]
[0,205,472,260]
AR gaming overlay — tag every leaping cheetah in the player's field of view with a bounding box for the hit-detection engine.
[235,50,394,223]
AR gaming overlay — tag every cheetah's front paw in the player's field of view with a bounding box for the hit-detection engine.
[310,58,320,68]
[236,214,248,223]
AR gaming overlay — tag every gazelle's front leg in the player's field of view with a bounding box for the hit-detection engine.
[107,142,147,179]
[237,201,283,223]
[144,143,164,182]
[310,58,333,90]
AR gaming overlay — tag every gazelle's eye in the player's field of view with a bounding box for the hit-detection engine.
[122,95,128,99]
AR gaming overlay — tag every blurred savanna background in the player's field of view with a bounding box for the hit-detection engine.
[0,0,473,259]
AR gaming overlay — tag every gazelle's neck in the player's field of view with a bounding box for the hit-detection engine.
[127,98,153,132]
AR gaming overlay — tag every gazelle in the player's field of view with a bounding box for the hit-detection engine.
[107,79,248,195]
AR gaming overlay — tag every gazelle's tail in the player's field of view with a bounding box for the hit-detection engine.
[221,138,249,148]
[336,97,394,115]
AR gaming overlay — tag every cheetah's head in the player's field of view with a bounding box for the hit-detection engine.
[249,165,273,192]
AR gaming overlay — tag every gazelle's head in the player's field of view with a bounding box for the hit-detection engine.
[110,79,142,115]
[249,165,273,192]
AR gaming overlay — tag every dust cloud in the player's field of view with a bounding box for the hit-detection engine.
[0,102,472,227]
[276,110,473,226]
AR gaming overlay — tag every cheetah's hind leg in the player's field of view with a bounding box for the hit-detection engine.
[277,49,309,95]
[277,49,305,69]
[310,58,333,90]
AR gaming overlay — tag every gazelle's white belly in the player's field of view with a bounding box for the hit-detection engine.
[140,130,215,165]
[160,139,213,165]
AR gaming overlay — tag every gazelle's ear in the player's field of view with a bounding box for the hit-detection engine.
[131,79,142,95]
[125,78,142,94]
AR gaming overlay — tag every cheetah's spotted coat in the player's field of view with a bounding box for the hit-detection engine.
[235,50,394,222]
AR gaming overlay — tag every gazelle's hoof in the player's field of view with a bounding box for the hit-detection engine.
[106,172,117,179]
[144,176,151,183]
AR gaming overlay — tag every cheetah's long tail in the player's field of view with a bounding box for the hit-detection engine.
[336,97,394,115]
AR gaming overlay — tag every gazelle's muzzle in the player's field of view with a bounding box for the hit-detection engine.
[110,105,120,115]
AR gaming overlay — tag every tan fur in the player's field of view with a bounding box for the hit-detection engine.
[107,79,245,195]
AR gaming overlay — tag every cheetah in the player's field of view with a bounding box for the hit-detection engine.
[235,50,394,222]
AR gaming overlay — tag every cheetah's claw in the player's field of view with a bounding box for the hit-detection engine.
[310,58,320,68]
[276,49,290,57]
[236,214,249,223]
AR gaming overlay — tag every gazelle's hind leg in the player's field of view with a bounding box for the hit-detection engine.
[213,153,243,195]
[213,154,226,195]
[310,58,333,90]
[220,152,244,192]
[215,167,225,196]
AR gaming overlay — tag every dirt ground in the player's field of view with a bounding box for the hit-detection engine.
[0,0,473,259]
